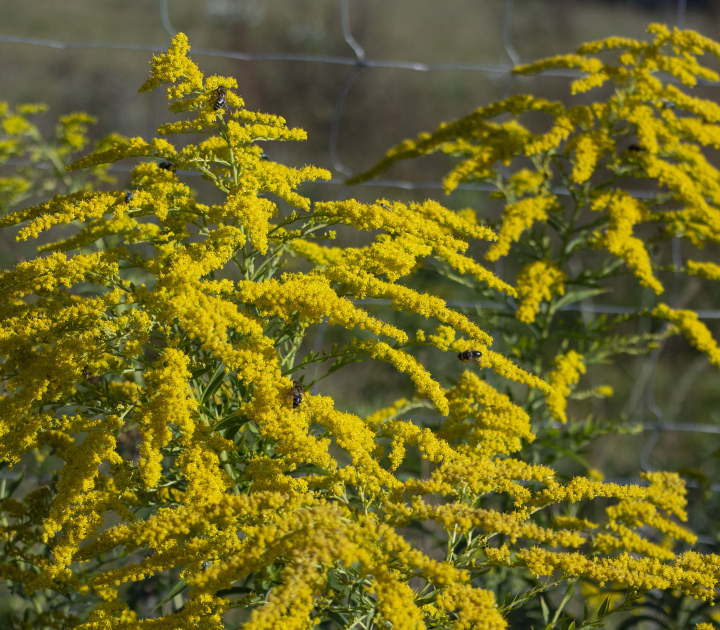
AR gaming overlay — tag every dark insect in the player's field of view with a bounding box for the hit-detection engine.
[124,191,135,204]
[661,99,676,109]
[380,203,392,210]
[213,86,227,111]
[626,144,644,153]
[457,349,482,362]
[201,560,211,571]
[82,365,102,384]
[158,161,176,173]
[260,151,269,161]
[291,380,303,409]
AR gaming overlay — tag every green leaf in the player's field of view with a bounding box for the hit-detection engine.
[200,363,227,405]
[564,235,587,255]
[537,439,591,469]
[153,578,187,611]
[0,470,24,500]
[327,572,348,594]
[191,365,210,380]
[326,611,349,626]
[555,287,607,310]
[541,596,550,625]
[134,506,154,520]
[213,413,251,433]
[553,580,576,624]
[598,595,611,617]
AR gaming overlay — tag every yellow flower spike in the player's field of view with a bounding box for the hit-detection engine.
[653,303,720,367]
[569,133,601,183]
[485,195,558,262]
[514,53,606,78]
[544,351,586,424]
[482,350,554,395]
[236,274,407,342]
[514,259,567,324]
[364,398,413,426]
[139,32,204,98]
[643,471,691,520]
[435,583,506,630]
[0,191,118,240]
[67,136,177,171]
[443,370,534,457]
[57,112,97,152]
[38,213,161,253]
[137,348,197,488]
[347,93,561,187]
[1,114,33,136]
[686,260,720,281]
[326,266,493,346]
[14,103,49,116]
[427,324,456,351]
[350,339,450,415]
[590,191,663,293]
[0,250,121,300]
[435,245,517,295]
[176,441,232,508]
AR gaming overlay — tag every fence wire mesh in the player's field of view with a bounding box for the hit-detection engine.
[0,0,718,542]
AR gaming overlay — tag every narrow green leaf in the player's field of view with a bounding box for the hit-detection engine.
[326,611,349,626]
[213,413,251,433]
[598,595,611,617]
[2,470,24,500]
[327,573,347,594]
[555,287,607,310]
[200,363,227,405]
[153,578,187,611]
[541,596,550,625]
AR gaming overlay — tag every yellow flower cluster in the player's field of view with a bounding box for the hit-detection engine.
[653,303,720,367]
[349,23,720,304]
[485,195,558,262]
[687,259,720,281]
[591,191,662,293]
[545,351,586,424]
[514,259,567,324]
[443,370,534,457]
[0,101,115,216]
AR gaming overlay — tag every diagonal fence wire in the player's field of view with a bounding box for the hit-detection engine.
[0,0,717,525]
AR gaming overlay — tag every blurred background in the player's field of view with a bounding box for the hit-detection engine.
[1,0,720,550]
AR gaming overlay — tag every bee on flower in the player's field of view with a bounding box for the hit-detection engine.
[81,365,101,384]
[457,349,482,362]
[291,380,303,409]
[158,160,176,173]
[213,86,227,112]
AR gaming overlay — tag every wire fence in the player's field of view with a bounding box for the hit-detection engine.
[1,0,718,536]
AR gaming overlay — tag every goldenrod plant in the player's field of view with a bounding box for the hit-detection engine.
[0,103,118,218]
[0,28,718,629]
[351,24,720,463]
